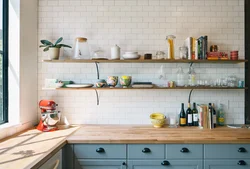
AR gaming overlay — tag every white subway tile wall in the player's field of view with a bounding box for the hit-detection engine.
[38,0,245,124]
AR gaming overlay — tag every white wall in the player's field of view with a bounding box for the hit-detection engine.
[0,0,37,140]
[38,0,245,125]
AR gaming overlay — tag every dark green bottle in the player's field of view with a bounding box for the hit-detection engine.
[192,103,199,126]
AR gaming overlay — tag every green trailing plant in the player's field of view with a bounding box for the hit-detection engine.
[39,37,72,52]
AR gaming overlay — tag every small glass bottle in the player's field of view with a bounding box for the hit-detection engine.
[188,66,196,86]
[176,67,185,87]
[179,46,188,60]
[218,104,225,126]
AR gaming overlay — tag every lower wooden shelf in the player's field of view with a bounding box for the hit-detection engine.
[50,87,247,90]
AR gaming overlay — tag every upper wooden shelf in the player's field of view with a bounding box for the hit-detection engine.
[43,59,247,64]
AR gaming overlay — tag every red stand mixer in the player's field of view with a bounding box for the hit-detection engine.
[37,100,61,132]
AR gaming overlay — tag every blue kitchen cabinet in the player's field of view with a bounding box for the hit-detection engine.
[128,160,202,169]
[205,160,250,169]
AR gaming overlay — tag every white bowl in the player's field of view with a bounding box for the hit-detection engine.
[123,54,140,60]
[55,83,64,88]
[125,52,138,55]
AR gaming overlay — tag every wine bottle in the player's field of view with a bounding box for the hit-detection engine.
[208,103,213,129]
[179,103,186,126]
[187,103,193,126]
[212,103,217,128]
[192,103,199,126]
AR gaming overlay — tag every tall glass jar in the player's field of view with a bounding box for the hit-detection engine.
[176,67,185,87]
[179,46,188,59]
[73,37,91,59]
[166,35,176,59]
[188,66,196,86]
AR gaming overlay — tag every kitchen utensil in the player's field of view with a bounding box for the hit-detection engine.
[111,44,121,60]
[119,76,132,88]
[37,100,61,132]
[166,35,176,59]
[150,113,166,128]
[66,84,94,88]
[96,79,107,88]
[107,76,118,88]
[132,82,154,88]
[73,37,91,60]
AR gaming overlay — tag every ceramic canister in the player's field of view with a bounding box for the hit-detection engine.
[111,44,120,60]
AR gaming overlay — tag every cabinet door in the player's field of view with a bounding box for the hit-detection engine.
[128,160,202,169]
[76,159,126,169]
[205,160,250,169]
[39,149,62,169]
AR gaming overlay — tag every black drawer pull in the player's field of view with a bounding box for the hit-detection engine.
[238,147,247,153]
[161,160,170,166]
[238,160,246,165]
[122,162,126,166]
[96,148,105,153]
[180,147,189,153]
[142,148,151,153]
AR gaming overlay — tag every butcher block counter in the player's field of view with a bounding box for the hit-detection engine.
[67,125,250,144]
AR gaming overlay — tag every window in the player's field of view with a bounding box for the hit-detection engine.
[0,0,8,124]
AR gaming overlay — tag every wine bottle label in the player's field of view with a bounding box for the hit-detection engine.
[188,114,193,123]
[180,118,186,124]
[193,114,198,122]
[219,118,224,123]
[213,115,217,124]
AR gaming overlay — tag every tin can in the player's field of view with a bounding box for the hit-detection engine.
[238,81,244,88]
[168,81,175,88]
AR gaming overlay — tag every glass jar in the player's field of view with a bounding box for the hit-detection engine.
[188,66,196,86]
[166,35,176,59]
[73,37,91,59]
[176,67,185,87]
[179,46,188,59]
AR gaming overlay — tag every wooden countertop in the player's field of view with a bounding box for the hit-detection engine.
[0,126,79,169]
[67,125,250,144]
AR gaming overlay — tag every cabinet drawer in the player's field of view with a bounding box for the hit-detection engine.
[205,159,250,169]
[74,144,126,159]
[204,144,250,159]
[166,144,203,159]
[128,144,164,159]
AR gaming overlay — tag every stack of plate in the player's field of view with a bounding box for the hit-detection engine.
[123,52,140,60]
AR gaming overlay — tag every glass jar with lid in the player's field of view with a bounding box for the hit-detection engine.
[166,35,176,59]
[179,46,188,59]
[176,67,186,87]
[73,37,91,59]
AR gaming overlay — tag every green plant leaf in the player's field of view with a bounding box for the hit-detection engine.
[55,37,63,45]
[39,45,47,48]
[43,46,50,52]
[41,40,53,46]
[56,44,72,48]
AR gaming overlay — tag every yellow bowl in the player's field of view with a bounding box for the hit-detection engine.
[150,113,166,128]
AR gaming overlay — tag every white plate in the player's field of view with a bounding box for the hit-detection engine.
[66,84,94,88]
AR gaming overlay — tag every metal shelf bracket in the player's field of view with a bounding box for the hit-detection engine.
[95,61,100,79]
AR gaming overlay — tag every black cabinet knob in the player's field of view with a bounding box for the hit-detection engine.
[161,160,170,166]
[238,160,246,165]
[180,148,189,153]
[122,162,126,166]
[96,147,105,153]
[142,148,151,153]
[238,147,247,153]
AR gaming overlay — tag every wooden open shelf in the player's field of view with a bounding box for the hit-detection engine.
[53,87,248,90]
[43,59,247,64]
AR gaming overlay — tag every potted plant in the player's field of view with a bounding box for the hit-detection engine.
[39,37,72,60]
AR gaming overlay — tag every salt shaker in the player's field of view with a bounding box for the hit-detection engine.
[111,44,120,60]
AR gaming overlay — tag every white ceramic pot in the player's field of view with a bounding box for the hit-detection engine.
[48,47,60,60]
[111,44,120,60]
